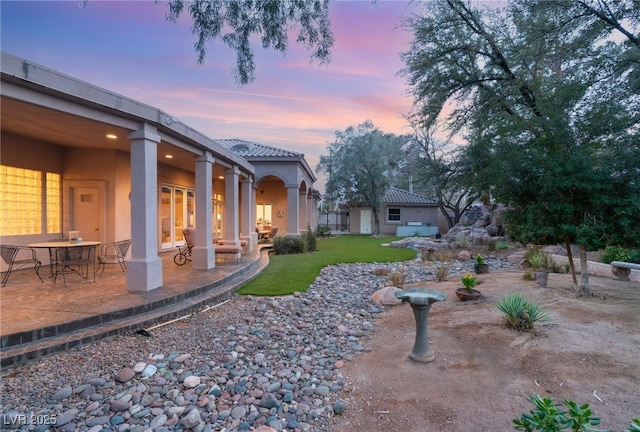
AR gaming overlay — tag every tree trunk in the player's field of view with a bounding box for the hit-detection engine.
[372,206,382,236]
[564,236,578,292]
[579,245,592,296]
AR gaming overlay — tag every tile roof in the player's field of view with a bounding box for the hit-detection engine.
[384,187,439,205]
[216,138,304,158]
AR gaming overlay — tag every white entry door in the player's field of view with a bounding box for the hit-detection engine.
[71,187,101,241]
[360,209,372,234]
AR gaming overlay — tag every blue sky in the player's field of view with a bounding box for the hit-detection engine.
[1,0,419,190]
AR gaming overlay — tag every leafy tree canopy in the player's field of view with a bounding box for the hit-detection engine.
[165,0,334,85]
[316,120,407,235]
[402,0,640,293]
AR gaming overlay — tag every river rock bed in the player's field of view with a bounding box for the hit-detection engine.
[0,257,517,432]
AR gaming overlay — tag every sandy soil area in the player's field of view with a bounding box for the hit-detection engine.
[328,269,640,432]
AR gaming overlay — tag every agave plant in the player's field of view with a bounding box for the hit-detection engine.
[497,293,547,331]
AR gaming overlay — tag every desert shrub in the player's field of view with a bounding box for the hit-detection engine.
[497,293,547,331]
[514,395,602,432]
[436,250,453,262]
[435,265,449,281]
[273,235,306,255]
[304,225,317,252]
[390,271,405,288]
[524,248,556,271]
[514,396,640,432]
[522,270,534,281]
[456,231,469,247]
[372,268,389,276]
[489,240,509,251]
[316,225,332,237]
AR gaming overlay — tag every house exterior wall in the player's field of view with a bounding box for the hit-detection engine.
[256,178,288,233]
[0,132,64,254]
[350,205,440,236]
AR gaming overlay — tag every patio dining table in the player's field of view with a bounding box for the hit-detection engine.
[28,241,101,285]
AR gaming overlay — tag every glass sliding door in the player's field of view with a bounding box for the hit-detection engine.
[160,185,195,250]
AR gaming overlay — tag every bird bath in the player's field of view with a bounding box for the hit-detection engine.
[395,288,446,363]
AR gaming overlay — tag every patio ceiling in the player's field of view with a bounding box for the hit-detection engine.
[1,95,226,178]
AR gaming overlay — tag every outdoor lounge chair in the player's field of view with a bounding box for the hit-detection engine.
[1,245,43,286]
[174,228,242,265]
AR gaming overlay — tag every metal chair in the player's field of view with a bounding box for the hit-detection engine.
[1,245,43,286]
[96,239,131,277]
[54,245,97,286]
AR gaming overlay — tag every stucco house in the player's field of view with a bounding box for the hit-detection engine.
[348,187,440,236]
[0,52,319,292]
[218,139,321,236]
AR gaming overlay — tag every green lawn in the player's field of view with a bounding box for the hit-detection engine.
[236,235,417,296]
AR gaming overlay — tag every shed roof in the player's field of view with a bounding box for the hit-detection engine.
[384,187,439,205]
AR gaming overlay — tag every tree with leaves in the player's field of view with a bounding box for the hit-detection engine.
[316,120,407,236]
[404,116,481,229]
[401,0,640,295]
[165,0,334,85]
[80,0,334,86]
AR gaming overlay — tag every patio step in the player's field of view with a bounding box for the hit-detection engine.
[0,250,270,370]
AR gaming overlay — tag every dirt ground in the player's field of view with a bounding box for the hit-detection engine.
[328,264,640,432]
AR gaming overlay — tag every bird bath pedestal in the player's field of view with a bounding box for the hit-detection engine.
[395,288,446,363]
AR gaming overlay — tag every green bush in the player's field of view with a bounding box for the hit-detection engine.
[273,235,306,255]
[305,226,317,252]
[497,293,547,331]
[600,245,630,264]
[489,240,509,251]
[514,395,601,432]
[514,395,640,432]
[316,225,332,237]
[600,246,640,264]
[524,248,559,272]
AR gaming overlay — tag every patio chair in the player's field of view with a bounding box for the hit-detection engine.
[1,245,43,286]
[96,239,131,277]
[265,226,278,242]
[54,244,97,286]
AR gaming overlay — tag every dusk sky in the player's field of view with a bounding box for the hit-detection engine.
[1,0,421,191]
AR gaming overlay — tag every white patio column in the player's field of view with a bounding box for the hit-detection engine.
[299,189,308,232]
[127,124,163,292]
[286,185,300,236]
[192,153,215,269]
[240,177,255,251]
[223,166,240,245]
[307,194,315,230]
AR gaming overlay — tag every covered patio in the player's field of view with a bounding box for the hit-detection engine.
[0,247,268,369]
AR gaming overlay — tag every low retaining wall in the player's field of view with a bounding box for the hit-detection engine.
[552,255,640,283]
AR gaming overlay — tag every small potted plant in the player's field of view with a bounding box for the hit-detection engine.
[474,254,490,274]
[456,273,482,301]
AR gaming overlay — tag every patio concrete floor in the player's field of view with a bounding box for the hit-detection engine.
[0,246,269,369]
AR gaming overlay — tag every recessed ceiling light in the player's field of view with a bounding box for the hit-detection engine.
[165,154,174,159]
[106,134,117,139]
[218,176,224,179]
